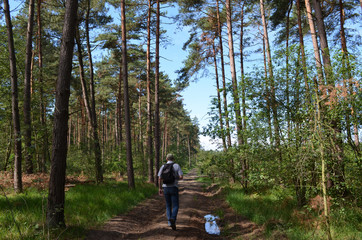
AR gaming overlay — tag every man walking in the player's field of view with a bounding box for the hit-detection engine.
[158,153,183,230]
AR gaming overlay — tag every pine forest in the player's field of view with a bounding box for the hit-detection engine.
[0,0,361,239]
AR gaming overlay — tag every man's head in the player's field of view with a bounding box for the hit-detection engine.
[166,153,174,161]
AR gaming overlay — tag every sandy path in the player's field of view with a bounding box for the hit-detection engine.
[86,169,264,239]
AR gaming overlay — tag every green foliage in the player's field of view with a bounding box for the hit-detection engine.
[0,181,157,240]
[226,185,362,239]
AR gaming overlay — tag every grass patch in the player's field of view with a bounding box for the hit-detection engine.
[0,181,157,239]
[226,186,362,239]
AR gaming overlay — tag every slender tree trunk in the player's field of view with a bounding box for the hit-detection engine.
[305,0,324,84]
[260,0,281,163]
[85,0,103,183]
[312,0,332,82]
[75,25,103,183]
[262,35,273,143]
[138,84,146,175]
[297,0,311,106]
[121,0,135,189]
[226,0,243,146]
[37,0,49,173]
[212,40,227,151]
[146,0,154,183]
[24,0,35,174]
[46,0,78,227]
[162,112,168,160]
[117,67,123,146]
[240,1,246,138]
[154,0,161,186]
[4,0,23,193]
[216,0,232,148]
[286,2,292,139]
[239,3,248,185]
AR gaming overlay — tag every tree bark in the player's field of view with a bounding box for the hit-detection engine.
[24,0,35,174]
[138,83,146,175]
[297,0,311,106]
[285,2,292,139]
[240,1,246,139]
[37,0,49,173]
[262,34,273,143]
[146,0,154,183]
[117,67,123,146]
[154,0,161,186]
[4,0,23,193]
[226,0,243,146]
[85,0,103,183]
[121,0,135,189]
[46,0,78,228]
[216,0,232,148]
[212,40,227,152]
[305,0,324,84]
[312,0,332,83]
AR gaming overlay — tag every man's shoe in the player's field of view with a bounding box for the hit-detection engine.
[170,219,176,230]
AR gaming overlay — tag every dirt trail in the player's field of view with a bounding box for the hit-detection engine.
[86,169,264,240]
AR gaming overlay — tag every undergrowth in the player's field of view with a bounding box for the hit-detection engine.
[0,180,157,240]
[226,186,362,240]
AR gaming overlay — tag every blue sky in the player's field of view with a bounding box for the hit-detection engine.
[158,6,221,150]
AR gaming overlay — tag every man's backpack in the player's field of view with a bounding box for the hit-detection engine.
[161,163,175,184]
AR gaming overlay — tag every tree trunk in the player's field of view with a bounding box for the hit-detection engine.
[117,67,123,146]
[304,0,324,84]
[212,40,227,151]
[226,0,243,146]
[262,35,273,143]
[260,0,281,163]
[154,0,161,186]
[162,111,168,161]
[285,2,292,139]
[138,84,146,175]
[240,0,248,188]
[240,1,247,140]
[297,0,311,106]
[121,0,135,189]
[312,0,332,82]
[216,0,232,148]
[46,0,78,228]
[4,0,23,193]
[146,0,154,181]
[37,0,49,173]
[24,0,35,174]
[85,0,103,183]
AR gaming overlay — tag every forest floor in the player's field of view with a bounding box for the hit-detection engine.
[85,169,267,240]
